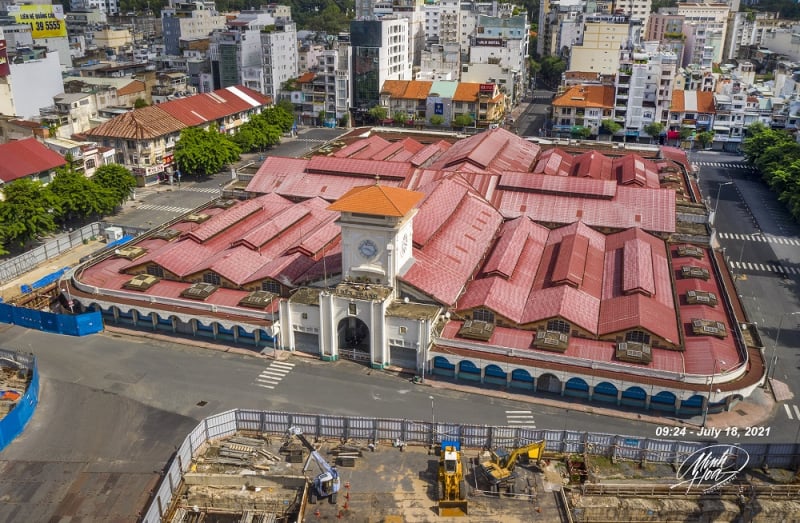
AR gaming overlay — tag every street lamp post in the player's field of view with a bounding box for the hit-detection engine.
[711,181,734,226]
[429,395,435,435]
[702,359,726,428]
[768,311,800,382]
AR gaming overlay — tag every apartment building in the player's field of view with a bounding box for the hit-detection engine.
[423,0,460,45]
[677,2,729,67]
[466,13,529,105]
[0,47,64,120]
[667,89,715,140]
[570,14,641,76]
[161,1,226,56]
[291,39,351,126]
[350,18,411,114]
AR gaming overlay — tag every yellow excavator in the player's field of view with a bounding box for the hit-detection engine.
[479,440,545,494]
[437,441,469,516]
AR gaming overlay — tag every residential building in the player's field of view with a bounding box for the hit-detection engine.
[350,18,411,116]
[86,85,270,185]
[93,26,133,54]
[291,38,351,126]
[380,79,432,122]
[417,43,460,81]
[0,47,64,120]
[613,0,654,31]
[677,2,729,67]
[667,89,715,138]
[466,13,529,105]
[538,0,583,58]
[0,137,66,192]
[43,137,114,177]
[452,81,503,127]
[569,14,641,76]
[0,116,48,143]
[645,10,684,42]
[551,84,615,136]
[723,11,781,61]
[161,1,226,57]
[151,71,196,103]
[423,0,460,45]
[71,128,764,416]
[70,0,119,16]
[62,75,149,107]
[208,10,298,100]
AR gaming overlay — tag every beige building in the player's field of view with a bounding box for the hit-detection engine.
[569,15,639,76]
[93,27,134,53]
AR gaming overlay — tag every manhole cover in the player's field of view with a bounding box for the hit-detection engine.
[197,400,208,407]
[736,409,747,416]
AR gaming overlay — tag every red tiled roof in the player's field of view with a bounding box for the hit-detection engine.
[87,105,187,140]
[157,85,271,126]
[306,156,413,180]
[430,128,540,173]
[0,138,67,183]
[296,72,315,84]
[327,184,425,217]
[670,90,716,114]
[553,85,616,109]
[334,135,391,159]
[117,79,146,96]
[613,154,661,188]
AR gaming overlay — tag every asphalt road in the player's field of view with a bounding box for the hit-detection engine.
[692,149,800,441]
[515,89,554,138]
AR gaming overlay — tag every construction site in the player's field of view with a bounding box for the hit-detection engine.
[161,426,800,523]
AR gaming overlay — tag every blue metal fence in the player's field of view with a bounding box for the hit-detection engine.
[0,303,103,336]
[0,351,39,452]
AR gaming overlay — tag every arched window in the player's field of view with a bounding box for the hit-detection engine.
[547,319,570,334]
[473,308,495,323]
[626,330,651,345]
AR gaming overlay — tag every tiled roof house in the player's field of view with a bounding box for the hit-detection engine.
[86,86,271,185]
[73,128,759,415]
[0,138,67,192]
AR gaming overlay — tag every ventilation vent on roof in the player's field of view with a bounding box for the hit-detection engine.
[115,246,147,260]
[677,244,704,259]
[533,330,569,352]
[686,289,718,306]
[681,265,709,280]
[184,213,211,223]
[457,319,494,341]
[213,199,237,209]
[181,282,218,300]
[238,290,276,309]
[151,228,181,241]
[615,341,652,364]
[123,273,160,291]
[691,318,727,338]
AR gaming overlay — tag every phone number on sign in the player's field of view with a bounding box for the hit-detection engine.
[655,426,771,438]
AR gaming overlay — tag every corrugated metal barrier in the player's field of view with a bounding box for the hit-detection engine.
[0,350,38,452]
[0,304,103,336]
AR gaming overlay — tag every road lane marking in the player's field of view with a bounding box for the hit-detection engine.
[785,404,794,420]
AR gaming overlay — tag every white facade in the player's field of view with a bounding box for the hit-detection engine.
[0,52,64,120]
[613,0,654,32]
[418,43,460,81]
[677,2,729,67]
[424,0,460,45]
[260,24,299,101]
[615,44,678,135]
[162,2,227,56]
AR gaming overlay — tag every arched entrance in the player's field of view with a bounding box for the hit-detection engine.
[337,317,371,364]
[536,373,561,395]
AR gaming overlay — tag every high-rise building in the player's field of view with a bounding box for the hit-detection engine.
[162,1,226,57]
[350,18,411,114]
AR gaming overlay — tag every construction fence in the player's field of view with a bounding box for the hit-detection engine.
[142,409,800,523]
[0,303,103,336]
[0,350,39,452]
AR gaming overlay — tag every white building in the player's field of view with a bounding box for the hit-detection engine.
[0,50,64,120]
[723,11,781,61]
[677,2,729,67]
[417,43,460,81]
[424,0,460,45]
[466,13,529,105]
[351,18,411,112]
[570,14,640,76]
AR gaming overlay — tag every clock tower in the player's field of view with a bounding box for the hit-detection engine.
[328,184,424,288]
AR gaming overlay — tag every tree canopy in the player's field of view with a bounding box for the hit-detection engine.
[0,178,60,249]
[48,166,117,223]
[174,127,241,177]
[92,164,137,203]
[742,124,800,220]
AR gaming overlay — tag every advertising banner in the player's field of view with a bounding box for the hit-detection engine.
[7,5,67,39]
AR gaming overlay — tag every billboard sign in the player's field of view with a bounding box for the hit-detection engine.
[479,83,495,94]
[475,37,503,47]
[0,40,9,77]
[7,5,67,39]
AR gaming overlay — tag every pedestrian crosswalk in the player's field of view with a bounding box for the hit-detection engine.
[137,203,195,213]
[693,162,757,170]
[718,232,800,246]
[729,260,799,275]
[783,404,800,420]
[254,360,295,389]
[181,187,221,194]
[505,410,536,429]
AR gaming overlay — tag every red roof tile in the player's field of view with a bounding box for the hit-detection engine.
[87,106,186,140]
[327,184,425,217]
[0,138,66,183]
[157,85,271,126]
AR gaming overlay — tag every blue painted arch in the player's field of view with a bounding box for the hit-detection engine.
[483,364,507,387]
[509,368,534,390]
[650,390,677,412]
[620,386,647,407]
[458,360,481,382]
[432,356,455,378]
[564,377,589,398]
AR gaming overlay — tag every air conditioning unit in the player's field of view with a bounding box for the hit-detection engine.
[105,226,124,242]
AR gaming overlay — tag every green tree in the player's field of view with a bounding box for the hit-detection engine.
[430,114,444,126]
[571,126,592,139]
[174,127,241,177]
[679,127,694,140]
[233,112,283,152]
[134,98,148,109]
[0,178,60,248]
[338,113,349,127]
[643,122,665,143]
[601,119,622,139]
[453,114,475,130]
[741,122,795,165]
[260,105,295,133]
[48,167,116,223]
[369,105,388,122]
[538,56,566,88]
[92,163,137,205]
[392,111,406,125]
[695,130,715,149]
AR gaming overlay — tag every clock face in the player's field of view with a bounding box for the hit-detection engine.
[358,239,378,259]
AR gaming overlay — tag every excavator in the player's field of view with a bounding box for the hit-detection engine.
[437,441,469,516]
[287,427,341,504]
[479,440,546,494]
